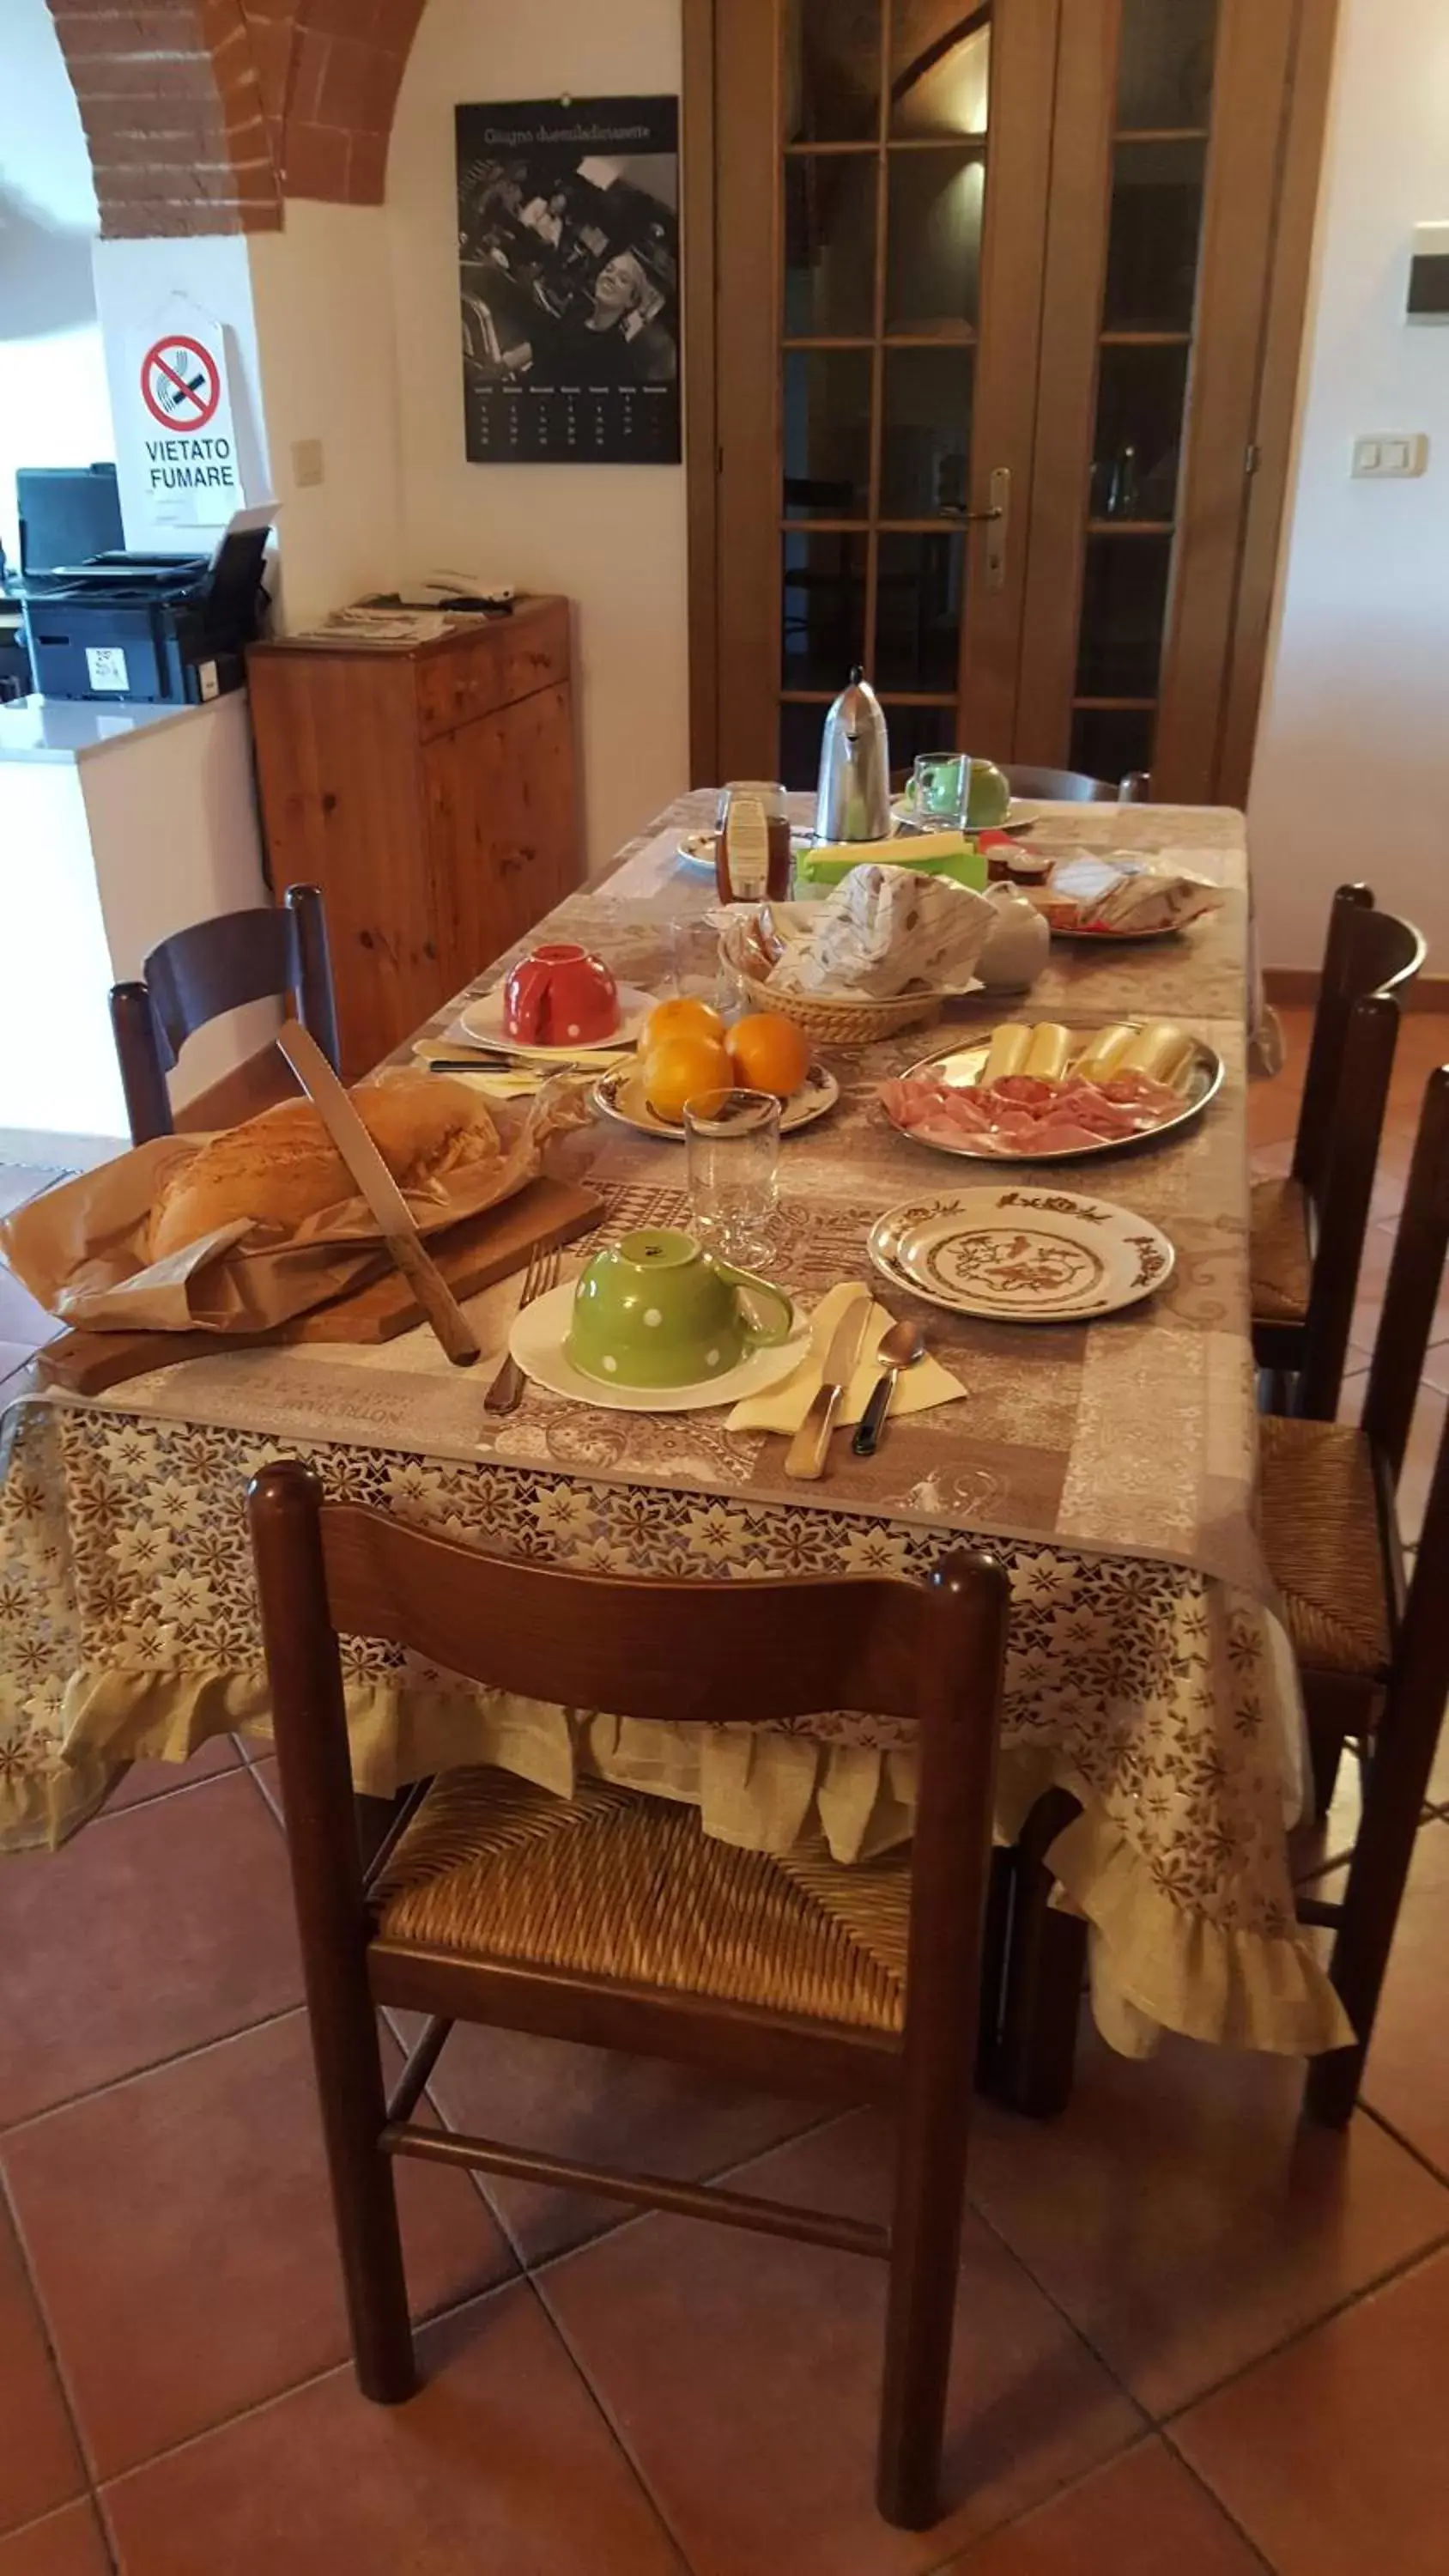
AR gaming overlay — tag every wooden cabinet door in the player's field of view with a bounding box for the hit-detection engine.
[423,683,579,993]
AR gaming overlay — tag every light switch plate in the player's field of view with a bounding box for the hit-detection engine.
[291,438,324,489]
[1351,433,1429,478]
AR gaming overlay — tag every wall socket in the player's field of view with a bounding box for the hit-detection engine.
[1350,433,1429,478]
[291,438,324,489]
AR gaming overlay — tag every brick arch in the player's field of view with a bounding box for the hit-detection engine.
[45,0,427,238]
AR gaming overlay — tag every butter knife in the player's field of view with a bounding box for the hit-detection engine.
[276,1023,482,1368]
[784,1291,872,1481]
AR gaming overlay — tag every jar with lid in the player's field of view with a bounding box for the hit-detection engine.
[714,781,792,905]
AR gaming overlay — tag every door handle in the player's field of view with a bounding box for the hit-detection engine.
[976,465,1009,592]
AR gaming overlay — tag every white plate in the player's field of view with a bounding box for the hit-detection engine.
[888,799,1034,837]
[509,1279,810,1412]
[676,829,815,879]
[458,980,655,1061]
[1049,920,1182,945]
[590,1058,840,1140]
[869,1186,1173,1322]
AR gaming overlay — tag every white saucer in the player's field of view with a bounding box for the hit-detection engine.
[509,1280,809,1412]
[459,980,655,1061]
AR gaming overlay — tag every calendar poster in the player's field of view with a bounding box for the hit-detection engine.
[457,96,681,466]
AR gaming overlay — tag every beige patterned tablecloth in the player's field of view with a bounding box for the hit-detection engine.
[0,794,1348,2062]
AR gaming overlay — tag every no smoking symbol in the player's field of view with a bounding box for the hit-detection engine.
[141,334,220,432]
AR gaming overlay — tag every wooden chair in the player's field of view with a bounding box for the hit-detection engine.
[247,1461,1009,2531]
[1003,765,1150,802]
[1262,1066,1449,2124]
[108,882,338,1143]
[1252,885,1425,1419]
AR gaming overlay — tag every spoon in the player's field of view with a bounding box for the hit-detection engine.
[852,1317,926,1457]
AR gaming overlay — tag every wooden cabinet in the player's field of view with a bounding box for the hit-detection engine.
[247,597,579,1075]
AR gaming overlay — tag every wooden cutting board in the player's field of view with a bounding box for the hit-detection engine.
[37,1174,602,1399]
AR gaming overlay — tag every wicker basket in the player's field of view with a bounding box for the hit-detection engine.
[720,918,943,1051]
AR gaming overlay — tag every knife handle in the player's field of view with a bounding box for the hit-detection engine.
[384,1230,482,1368]
[852,1369,896,1458]
[785,1382,843,1480]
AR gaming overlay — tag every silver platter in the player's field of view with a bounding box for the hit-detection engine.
[882,1020,1224,1165]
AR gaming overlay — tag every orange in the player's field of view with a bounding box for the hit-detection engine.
[641,1031,733,1121]
[640,995,726,1055]
[725,1011,812,1100]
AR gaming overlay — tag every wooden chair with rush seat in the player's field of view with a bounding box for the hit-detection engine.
[246,1461,1009,2533]
[108,881,338,1145]
[1252,884,1425,1419]
[1261,1064,1449,2123]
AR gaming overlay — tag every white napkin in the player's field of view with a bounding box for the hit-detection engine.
[768,867,995,999]
[1047,854,1223,933]
[726,1283,966,1433]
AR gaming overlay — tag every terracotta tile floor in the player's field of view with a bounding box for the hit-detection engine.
[1,1014,1448,2573]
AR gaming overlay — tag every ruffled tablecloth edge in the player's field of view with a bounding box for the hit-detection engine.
[6,1656,1353,2063]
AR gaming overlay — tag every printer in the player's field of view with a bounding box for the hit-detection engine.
[20,513,270,706]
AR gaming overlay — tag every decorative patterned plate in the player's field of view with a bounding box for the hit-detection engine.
[510,1280,810,1412]
[1048,920,1183,944]
[868,1187,1174,1322]
[458,981,655,1060]
[886,1023,1223,1163]
[590,1058,840,1141]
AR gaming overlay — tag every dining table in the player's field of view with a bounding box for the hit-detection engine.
[0,789,1350,2075]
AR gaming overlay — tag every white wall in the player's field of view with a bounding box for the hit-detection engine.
[1247,0,1449,967]
[0,0,114,569]
[386,0,689,873]
[248,202,403,628]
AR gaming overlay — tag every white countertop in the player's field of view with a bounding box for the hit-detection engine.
[0,694,224,767]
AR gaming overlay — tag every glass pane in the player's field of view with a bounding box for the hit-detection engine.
[1102,138,1206,333]
[1089,342,1189,519]
[785,0,882,145]
[780,699,829,793]
[885,147,985,336]
[781,531,868,688]
[783,351,873,516]
[890,3,991,139]
[882,702,959,787]
[876,530,965,691]
[880,345,973,518]
[1071,704,1155,785]
[785,157,878,337]
[1076,532,1172,698]
[1117,0,1217,130]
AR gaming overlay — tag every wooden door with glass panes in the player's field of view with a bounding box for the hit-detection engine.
[697,0,1326,804]
[709,0,1061,794]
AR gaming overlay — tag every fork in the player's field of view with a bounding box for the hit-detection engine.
[482,1242,561,1416]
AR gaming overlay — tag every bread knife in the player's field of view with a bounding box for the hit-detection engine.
[784,1291,872,1480]
[276,1023,482,1368]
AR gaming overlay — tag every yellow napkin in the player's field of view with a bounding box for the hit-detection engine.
[726,1283,966,1434]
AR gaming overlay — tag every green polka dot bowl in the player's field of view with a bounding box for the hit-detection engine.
[567,1227,795,1390]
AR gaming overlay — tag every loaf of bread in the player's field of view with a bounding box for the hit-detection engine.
[148,1074,500,1261]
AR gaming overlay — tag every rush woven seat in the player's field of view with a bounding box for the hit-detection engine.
[371,1768,909,2033]
[1260,1414,1391,1680]
[1250,1176,1312,1325]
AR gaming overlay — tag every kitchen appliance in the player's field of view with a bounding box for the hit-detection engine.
[814,668,891,845]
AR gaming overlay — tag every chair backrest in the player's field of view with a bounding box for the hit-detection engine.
[246,1460,1009,1993]
[1363,1066,1449,1487]
[109,882,339,1144]
[1294,885,1426,1206]
[1296,991,1402,1419]
[1004,766,1117,803]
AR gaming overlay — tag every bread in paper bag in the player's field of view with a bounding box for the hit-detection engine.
[768,866,994,999]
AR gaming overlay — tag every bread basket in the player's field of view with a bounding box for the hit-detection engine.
[718,914,943,1050]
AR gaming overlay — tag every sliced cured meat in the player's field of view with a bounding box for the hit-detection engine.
[879,1055,1191,1156]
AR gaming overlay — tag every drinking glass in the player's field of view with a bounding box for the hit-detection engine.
[684,1087,781,1266]
[906,750,970,826]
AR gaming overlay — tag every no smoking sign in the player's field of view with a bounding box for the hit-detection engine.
[141,333,221,432]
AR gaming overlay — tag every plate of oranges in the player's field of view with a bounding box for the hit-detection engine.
[591,997,840,1139]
